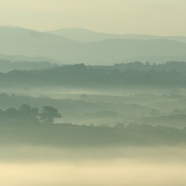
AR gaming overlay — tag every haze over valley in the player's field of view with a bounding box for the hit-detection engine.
[1,1,186,184]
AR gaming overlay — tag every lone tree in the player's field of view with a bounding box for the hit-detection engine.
[40,106,61,124]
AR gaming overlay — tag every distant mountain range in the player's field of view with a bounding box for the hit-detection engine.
[0,26,186,65]
[47,28,186,43]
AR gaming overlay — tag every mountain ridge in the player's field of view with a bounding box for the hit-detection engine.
[47,27,186,43]
[0,26,186,65]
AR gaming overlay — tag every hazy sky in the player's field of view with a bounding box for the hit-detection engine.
[0,0,186,35]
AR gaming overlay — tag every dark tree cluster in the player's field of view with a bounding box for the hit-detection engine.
[0,104,61,125]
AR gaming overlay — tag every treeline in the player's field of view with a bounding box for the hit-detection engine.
[0,93,151,116]
[1,60,186,73]
[0,63,186,88]
[0,60,58,72]
[139,113,186,128]
[114,61,186,72]
[1,121,186,147]
[88,61,186,72]
[0,104,61,125]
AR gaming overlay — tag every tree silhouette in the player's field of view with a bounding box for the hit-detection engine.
[40,106,61,124]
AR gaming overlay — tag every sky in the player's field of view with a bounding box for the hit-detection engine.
[0,0,186,35]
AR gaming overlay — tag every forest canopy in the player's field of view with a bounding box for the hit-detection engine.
[0,62,186,88]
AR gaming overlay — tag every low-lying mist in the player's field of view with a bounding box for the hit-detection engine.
[1,145,186,186]
[1,62,186,186]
